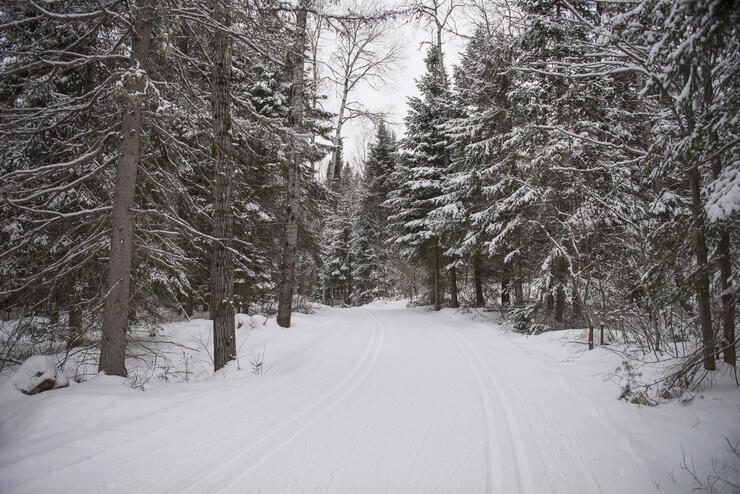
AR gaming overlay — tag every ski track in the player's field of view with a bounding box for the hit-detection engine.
[426,310,655,494]
[0,305,687,494]
[3,318,351,492]
[423,313,529,494]
[176,310,385,494]
[462,325,605,493]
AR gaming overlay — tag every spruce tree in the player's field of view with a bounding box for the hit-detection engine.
[387,46,451,310]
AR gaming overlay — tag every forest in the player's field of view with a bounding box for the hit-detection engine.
[0,0,739,417]
[1,0,739,492]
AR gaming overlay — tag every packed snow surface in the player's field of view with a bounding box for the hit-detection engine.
[0,302,738,493]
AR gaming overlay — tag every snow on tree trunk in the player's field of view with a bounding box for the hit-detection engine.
[704,63,736,367]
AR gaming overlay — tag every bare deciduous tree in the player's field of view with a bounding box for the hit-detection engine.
[325,0,401,187]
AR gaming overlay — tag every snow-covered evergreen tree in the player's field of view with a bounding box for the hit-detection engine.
[387,46,452,310]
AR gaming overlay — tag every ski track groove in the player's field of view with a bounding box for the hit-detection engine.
[427,316,497,494]
[9,320,352,492]
[176,309,385,494]
[433,312,639,494]
[424,313,533,494]
[465,326,604,493]
[41,325,352,492]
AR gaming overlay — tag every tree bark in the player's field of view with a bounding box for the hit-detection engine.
[554,283,565,323]
[328,78,348,187]
[210,0,236,372]
[277,3,308,328]
[689,161,715,371]
[588,325,594,350]
[433,243,441,311]
[553,258,567,323]
[449,266,459,308]
[99,0,154,377]
[184,289,194,318]
[718,227,735,366]
[501,264,510,308]
[474,254,485,307]
[704,64,735,366]
[685,64,715,371]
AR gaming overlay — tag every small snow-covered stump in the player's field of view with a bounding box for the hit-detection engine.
[10,356,69,395]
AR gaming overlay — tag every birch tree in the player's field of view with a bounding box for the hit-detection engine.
[325,0,401,187]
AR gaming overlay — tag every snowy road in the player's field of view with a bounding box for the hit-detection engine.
[0,304,733,493]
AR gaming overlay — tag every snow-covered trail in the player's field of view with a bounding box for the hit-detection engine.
[0,304,731,493]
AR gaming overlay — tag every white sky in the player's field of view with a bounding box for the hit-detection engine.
[317,12,467,177]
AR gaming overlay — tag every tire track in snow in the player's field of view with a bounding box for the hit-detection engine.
[423,313,534,494]
[175,309,386,494]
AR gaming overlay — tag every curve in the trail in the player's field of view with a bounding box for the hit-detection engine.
[425,310,658,494]
[463,323,656,494]
[177,310,386,494]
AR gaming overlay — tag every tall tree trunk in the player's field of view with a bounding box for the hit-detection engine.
[184,290,194,318]
[210,0,236,372]
[449,266,459,308]
[433,243,441,311]
[328,79,348,187]
[689,163,714,371]
[554,283,565,323]
[718,228,735,366]
[501,264,510,308]
[277,4,308,328]
[572,285,581,321]
[704,64,735,366]
[99,0,154,377]
[685,64,715,371]
[553,257,567,323]
[474,254,485,307]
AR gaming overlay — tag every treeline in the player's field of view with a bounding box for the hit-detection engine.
[0,0,336,375]
[1,0,737,385]
[323,0,739,382]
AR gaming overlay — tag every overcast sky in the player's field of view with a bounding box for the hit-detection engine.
[318,13,467,177]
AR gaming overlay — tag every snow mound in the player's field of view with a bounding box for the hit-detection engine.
[235,313,250,329]
[10,356,69,395]
[248,314,268,329]
[234,313,269,330]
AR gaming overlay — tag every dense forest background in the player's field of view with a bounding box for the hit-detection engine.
[1,0,738,393]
